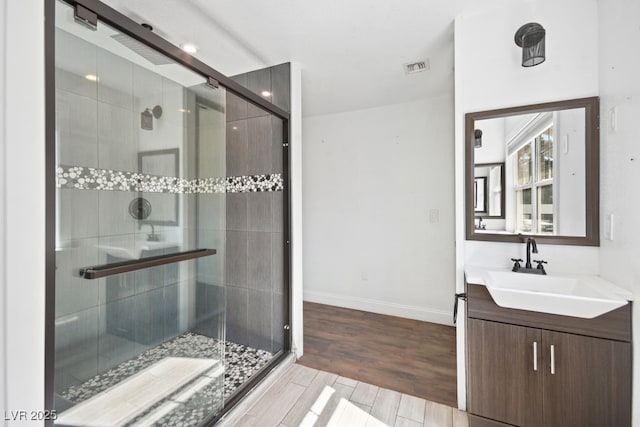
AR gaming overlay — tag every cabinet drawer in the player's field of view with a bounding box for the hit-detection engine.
[466,283,631,342]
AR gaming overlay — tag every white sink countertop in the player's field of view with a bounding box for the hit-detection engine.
[464,265,633,318]
[99,241,179,260]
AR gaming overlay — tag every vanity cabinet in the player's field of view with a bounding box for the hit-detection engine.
[466,283,631,427]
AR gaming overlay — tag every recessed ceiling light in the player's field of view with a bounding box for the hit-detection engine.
[85,74,98,82]
[180,43,198,54]
[261,91,271,97]
[232,126,238,130]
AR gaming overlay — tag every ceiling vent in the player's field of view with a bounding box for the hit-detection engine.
[403,59,430,74]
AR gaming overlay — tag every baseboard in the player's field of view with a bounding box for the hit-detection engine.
[303,290,453,326]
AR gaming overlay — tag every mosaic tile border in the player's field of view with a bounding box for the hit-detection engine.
[56,165,284,193]
[225,174,284,193]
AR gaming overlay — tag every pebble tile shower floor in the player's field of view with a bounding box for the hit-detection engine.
[58,332,273,426]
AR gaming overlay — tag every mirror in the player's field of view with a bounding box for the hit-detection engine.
[465,97,599,245]
[138,148,180,226]
[474,162,505,219]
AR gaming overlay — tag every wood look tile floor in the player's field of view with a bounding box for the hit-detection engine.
[227,363,468,427]
[298,302,458,407]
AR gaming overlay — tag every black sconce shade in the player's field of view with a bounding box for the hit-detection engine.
[474,129,483,148]
[515,23,546,67]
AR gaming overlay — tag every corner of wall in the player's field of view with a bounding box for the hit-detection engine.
[0,0,6,415]
[596,1,640,424]
[3,0,46,417]
[289,62,304,358]
[453,14,468,412]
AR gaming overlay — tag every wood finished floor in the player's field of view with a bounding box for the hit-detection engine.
[227,363,468,427]
[297,302,458,407]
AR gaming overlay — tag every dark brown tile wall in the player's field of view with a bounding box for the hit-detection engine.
[224,63,290,353]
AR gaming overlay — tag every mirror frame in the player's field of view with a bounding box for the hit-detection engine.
[474,162,505,219]
[465,96,600,246]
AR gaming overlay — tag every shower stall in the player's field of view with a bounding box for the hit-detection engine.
[47,1,290,425]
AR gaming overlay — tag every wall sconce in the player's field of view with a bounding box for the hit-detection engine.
[140,105,163,131]
[474,129,483,148]
[514,23,546,67]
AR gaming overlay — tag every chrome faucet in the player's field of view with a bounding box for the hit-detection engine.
[139,223,160,241]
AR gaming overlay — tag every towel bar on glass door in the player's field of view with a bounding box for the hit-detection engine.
[79,248,216,279]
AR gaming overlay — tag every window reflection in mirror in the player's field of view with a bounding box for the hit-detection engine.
[466,97,599,246]
[513,121,555,234]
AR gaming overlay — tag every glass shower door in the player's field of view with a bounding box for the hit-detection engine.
[53,1,227,424]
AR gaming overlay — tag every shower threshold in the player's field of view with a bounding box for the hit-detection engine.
[56,332,273,426]
[56,357,221,426]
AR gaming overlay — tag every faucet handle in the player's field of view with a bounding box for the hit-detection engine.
[510,258,523,272]
[533,260,547,273]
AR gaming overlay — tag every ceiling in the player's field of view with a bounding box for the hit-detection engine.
[98,0,493,116]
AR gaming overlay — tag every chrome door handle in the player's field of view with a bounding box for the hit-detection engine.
[550,345,555,375]
[533,341,538,371]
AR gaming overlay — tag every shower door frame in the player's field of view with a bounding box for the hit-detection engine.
[44,0,292,424]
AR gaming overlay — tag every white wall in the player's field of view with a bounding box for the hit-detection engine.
[290,62,304,358]
[455,0,600,269]
[555,109,586,236]
[473,118,505,164]
[302,95,455,325]
[474,118,506,230]
[1,0,46,423]
[597,0,640,425]
[454,0,600,409]
[0,0,6,415]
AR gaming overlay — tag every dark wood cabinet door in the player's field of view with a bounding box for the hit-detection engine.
[542,330,631,427]
[467,318,543,427]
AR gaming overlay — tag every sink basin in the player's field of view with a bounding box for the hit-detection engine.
[99,241,179,260]
[485,270,629,318]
